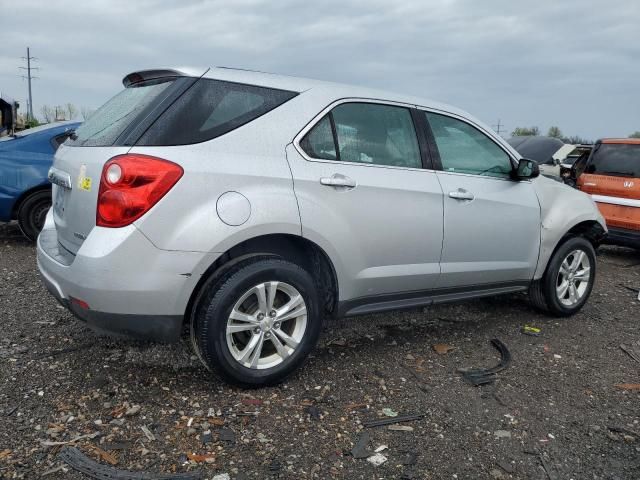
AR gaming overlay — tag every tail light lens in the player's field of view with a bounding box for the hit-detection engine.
[97,154,183,228]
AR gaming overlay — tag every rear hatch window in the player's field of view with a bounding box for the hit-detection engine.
[135,78,297,146]
[67,78,175,147]
[586,144,640,178]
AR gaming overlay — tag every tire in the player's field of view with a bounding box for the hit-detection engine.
[528,236,596,317]
[17,190,51,241]
[193,257,322,387]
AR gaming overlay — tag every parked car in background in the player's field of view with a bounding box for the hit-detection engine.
[574,138,640,248]
[38,68,606,387]
[0,121,80,240]
[507,136,575,179]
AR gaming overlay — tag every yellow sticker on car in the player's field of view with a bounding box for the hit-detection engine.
[77,164,91,191]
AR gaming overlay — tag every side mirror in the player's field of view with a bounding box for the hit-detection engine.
[514,158,540,180]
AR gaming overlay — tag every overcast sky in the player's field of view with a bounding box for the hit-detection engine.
[1,0,638,139]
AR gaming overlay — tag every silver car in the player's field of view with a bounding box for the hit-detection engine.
[37,68,607,386]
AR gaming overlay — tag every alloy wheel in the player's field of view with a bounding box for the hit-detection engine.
[556,249,591,307]
[226,281,307,369]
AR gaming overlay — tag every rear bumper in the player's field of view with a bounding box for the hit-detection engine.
[605,226,640,249]
[36,210,218,342]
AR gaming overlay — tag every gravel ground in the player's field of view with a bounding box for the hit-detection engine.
[1,221,639,480]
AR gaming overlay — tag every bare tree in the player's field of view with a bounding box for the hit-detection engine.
[80,106,95,120]
[66,103,78,120]
[40,105,55,123]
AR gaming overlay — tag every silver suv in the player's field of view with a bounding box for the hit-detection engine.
[38,68,607,386]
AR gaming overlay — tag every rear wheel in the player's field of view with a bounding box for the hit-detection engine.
[529,236,596,316]
[17,190,51,241]
[192,257,322,387]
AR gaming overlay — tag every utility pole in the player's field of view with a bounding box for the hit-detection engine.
[492,119,506,137]
[19,47,38,121]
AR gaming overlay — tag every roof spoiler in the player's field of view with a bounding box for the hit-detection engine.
[121,68,192,87]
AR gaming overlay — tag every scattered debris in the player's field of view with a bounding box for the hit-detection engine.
[212,474,230,480]
[363,414,424,428]
[58,446,202,479]
[620,344,640,363]
[4,406,17,417]
[614,383,640,391]
[86,445,118,466]
[219,428,236,444]
[140,425,156,442]
[382,408,398,417]
[306,405,321,420]
[458,339,511,386]
[494,430,511,439]
[521,325,541,337]
[241,398,263,406]
[388,425,414,432]
[401,451,418,466]
[618,284,640,300]
[539,454,560,480]
[351,432,372,459]
[497,460,514,474]
[367,452,388,467]
[432,343,455,355]
[0,449,11,460]
[40,432,100,447]
[187,453,215,464]
[41,465,67,476]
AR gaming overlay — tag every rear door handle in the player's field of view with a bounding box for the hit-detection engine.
[448,189,474,201]
[320,175,356,189]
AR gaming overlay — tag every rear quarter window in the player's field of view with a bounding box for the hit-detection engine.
[136,79,298,146]
[587,144,640,177]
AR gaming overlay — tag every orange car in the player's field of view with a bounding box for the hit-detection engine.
[576,138,640,248]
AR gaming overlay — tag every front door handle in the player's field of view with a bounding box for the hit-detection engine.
[448,189,474,201]
[320,174,356,189]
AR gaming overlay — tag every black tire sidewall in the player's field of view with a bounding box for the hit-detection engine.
[17,190,51,241]
[197,258,321,387]
[543,236,596,316]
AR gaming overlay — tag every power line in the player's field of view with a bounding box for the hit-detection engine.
[18,47,39,121]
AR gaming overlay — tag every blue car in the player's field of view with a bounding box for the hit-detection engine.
[0,121,81,240]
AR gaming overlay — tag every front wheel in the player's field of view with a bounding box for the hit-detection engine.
[193,257,322,387]
[529,236,596,316]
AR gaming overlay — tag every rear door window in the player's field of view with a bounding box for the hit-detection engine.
[136,79,297,146]
[68,79,175,147]
[586,144,640,177]
[300,102,422,169]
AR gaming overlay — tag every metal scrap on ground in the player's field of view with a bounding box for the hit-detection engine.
[362,414,424,428]
[457,338,511,386]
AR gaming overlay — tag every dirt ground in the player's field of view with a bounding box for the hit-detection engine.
[1,221,639,480]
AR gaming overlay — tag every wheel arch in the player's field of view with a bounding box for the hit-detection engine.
[535,219,606,280]
[11,183,51,219]
[185,233,340,325]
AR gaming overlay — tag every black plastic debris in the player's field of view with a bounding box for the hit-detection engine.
[362,414,424,428]
[305,405,321,420]
[401,451,418,466]
[219,428,236,444]
[351,431,373,459]
[458,339,511,386]
[58,446,202,480]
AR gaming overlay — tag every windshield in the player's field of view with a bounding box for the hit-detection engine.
[586,144,640,178]
[67,78,174,147]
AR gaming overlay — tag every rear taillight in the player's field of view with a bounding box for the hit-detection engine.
[97,154,183,228]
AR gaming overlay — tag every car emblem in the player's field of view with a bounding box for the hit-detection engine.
[623,181,634,188]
